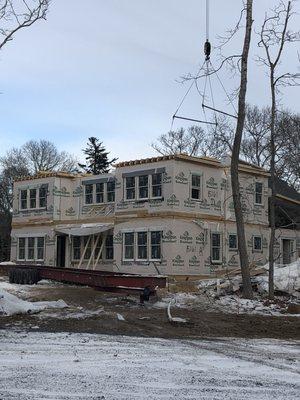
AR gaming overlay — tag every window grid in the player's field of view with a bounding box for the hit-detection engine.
[123,231,162,261]
[19,188,47,210]
[17,237,45,261]
[191,174,201,200]
[211,233,222,263]
[125,173,162,201]
[255,182,263,204]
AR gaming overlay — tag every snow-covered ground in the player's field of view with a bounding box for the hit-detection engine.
[0,331,299,400]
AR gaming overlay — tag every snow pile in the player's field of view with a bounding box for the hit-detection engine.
[216,295,287,316]
[256,259,300,295]
[0,289,68,316]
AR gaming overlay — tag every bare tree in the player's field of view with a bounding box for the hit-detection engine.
[23,139,78,174]
[0,0,50,51]
[151,125,210,157]
[230,0,254,299]
[258,0,300,298]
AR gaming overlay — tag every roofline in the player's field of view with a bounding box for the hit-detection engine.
[14,171,91,183]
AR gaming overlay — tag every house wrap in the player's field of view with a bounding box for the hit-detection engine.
[10,154,300,277]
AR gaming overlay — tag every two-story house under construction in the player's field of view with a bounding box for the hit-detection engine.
[10,154,300,277]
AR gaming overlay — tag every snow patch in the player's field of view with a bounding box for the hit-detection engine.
[0,289,68,316]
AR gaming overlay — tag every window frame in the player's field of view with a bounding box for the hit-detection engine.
[123,232,135,261]
[122,230,162,262]
[253,235,263,252]
[17,237,45,262]
[254,182,263,205]
[84,181,116,205]
[137,175,149,200]
[136,231,148,261]
[211,232,222,264]
[19,187,47,211]
[36,237,45,261]
[124,173,163,201]
[151,173,162,199]
[149,230,162,261]
[228,233,238,251]
[190,173,202,201]
[17,237,26,261]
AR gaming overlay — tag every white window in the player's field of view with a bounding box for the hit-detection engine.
[124,173,162,201]
[191,174,201,200]
[27,237,35,260]
[255,182,263,204]
[125,177,136,200]
[29,189,37,209]
[152,173,162,198]
[150,231,162,260]
[84,181,115,204]
[39,187,47,208]
[138,175,149,199]
[211,233,222,263]
[123,231,162,261]
[20,190,27,210]
[17,237,45,261]
[19,187,47,210]
[18,238,26,260]
[95,183,104,203]
[123,232,135,260]
[137,232,148,260]
[253,235,262,251]
[228,234,237,250]
[85,184,94,204]
[36,237,45,261]
[107,181,115,203]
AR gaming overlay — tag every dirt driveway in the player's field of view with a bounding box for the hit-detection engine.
[1,281,299,340]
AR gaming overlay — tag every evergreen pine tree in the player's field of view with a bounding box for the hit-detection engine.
[78,137,118,174]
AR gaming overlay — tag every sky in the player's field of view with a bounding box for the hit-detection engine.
[0,0,299,164]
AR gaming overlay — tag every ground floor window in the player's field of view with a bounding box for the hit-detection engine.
[228,234,237,250]
[211,233,222,263]
[17,237,45,261]
[72,234,114,262]
[123,231,162,262]
[253,235,262,252]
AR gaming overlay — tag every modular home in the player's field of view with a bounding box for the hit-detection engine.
[10,154,300,278]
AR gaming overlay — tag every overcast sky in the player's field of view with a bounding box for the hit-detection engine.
[0,0,299,164]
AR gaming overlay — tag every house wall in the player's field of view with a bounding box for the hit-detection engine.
[10,157,298,276]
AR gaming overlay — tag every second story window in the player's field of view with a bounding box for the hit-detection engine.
[20,190,27,210]
[30,189,37,209]
[85,184,94,204]
[255,182,263,204]
[138,175,149,199]
[19,186,48,210]
[39,187,47,208]
[96,183,104,203]
[125,177,135,200]
[84,180,115,204]
[191,174,201,200]
[124,173,163,201]
[107,181,115,202]
[152,173,162,198]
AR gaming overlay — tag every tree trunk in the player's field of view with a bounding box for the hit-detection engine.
[268,71,276,299]
[230,0,253,299]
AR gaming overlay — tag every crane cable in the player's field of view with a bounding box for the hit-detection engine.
[171,0,238,130]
